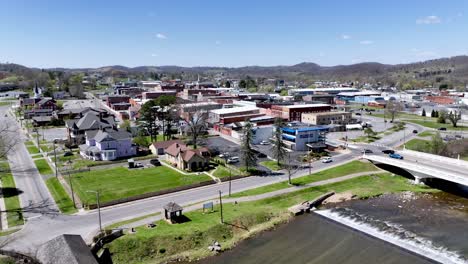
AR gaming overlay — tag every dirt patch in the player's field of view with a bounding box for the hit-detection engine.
[322,191,356,204]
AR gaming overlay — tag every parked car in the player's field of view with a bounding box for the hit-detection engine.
[63,151,73,157]
[150,159,161,166]
[257,153,267,158]
[227,156,240,163]
[438,127,447,131]
[389,153,404,159]
[321,157,333,163]
[260,140,270,145]
[219,152,229,158]
[355,113,362,116]
[361,149,373,154]
[412,130,418,134]
[136,162,143,167]
[382,149,395,154]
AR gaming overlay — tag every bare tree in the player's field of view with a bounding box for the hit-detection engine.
[186,108,208,149]
[385,101,402,123]
[447,111,462,127]
[0,121,19,160]
[271,118,287,166]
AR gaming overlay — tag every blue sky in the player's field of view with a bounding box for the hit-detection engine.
[1,0,468,68]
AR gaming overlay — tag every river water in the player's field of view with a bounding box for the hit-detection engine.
[198,191,468,264]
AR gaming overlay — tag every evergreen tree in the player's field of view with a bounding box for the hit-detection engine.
[430,109,435,118]
[240,122,257,172]
[271,118,287,166]
[421,108,426,117]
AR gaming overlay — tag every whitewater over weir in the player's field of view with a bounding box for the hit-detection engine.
[315,208,467,264]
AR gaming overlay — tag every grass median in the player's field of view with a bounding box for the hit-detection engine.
[107,172,436,264]
[0,162,23,227]
[34,159,53,175]
[45,177,76,214]
[26,145,40,155]
[230,160,377,198]
[259,160,282,171]
[70,165,213,205]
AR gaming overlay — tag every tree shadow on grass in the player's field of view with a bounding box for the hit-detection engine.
[0,187,23,198]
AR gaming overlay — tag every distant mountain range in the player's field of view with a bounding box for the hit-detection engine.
[2,55,468,86]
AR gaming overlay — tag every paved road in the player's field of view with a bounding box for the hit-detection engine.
[1,107,412,256]
[0,107,58,219]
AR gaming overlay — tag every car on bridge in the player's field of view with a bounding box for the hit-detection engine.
[382,149,395,154]
[389,153,404,160]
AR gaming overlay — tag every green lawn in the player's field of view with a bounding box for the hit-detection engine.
[259,160,283,171]
[0,162,23,227]
[230,160,377,198]
[24,141,35,146]
[212,165,241,179]
[404,138,431,152]
[26,145,40,154]
[107,172,436,264]
[70,166,213,204]
[402,119,468,131]
[417,131,435,137]
[34,159,53,175]
[45,178,76,214]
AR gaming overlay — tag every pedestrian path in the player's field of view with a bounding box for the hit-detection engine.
[118,170,386,229]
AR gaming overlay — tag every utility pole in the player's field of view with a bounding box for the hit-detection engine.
[53,140,58,177]
[68,170,76,208]
[218,190,223,224]
[87,190,102,232]
[223,151,232,197]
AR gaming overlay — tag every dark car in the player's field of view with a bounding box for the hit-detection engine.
[412,130,418,134]
[382,149,395,154]
[63,151,74,157]
[438,127,447,131]
[257,153,267,158]
[389,153,404,159]
[150,159,161,166]
[361,149,373,154]
[355,113,362,116]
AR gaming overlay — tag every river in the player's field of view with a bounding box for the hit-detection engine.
[198,191,468,264]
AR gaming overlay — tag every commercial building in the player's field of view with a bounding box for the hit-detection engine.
[301,111,352,126]
[288,87,359,96]
[270,104,332,122]
[209,106,262,124]
[281,125,328,151]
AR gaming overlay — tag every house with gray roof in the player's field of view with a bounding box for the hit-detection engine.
[36,234,98,264]
[79,128,136,161]
[65,112,116,145]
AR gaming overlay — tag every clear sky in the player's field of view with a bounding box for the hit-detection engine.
[1,0,468,68]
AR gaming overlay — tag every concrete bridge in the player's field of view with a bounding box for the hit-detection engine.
[363,150,468,186]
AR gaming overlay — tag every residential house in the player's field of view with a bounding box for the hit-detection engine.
[35,98,57,110]
[79,128,136,161]
[165,143,210,171]
[65,112,116,145]
[56,107,109,120]
[149,139,184,155]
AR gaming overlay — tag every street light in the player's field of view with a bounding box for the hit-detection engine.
[222,152,232,197]
[86,190,102,232]
[66,160,76,209]
[53,140,58,177]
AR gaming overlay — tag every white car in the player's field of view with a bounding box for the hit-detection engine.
[321,157,333,163]
[260,140,270,145]
[227,156,240,163]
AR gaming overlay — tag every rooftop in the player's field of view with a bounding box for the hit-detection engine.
[210,106,259,115]
[283,103,330,109]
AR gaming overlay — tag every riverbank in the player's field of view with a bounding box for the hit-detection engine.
[106,172,437,264]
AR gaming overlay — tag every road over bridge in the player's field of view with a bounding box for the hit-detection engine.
[363,151,468,186]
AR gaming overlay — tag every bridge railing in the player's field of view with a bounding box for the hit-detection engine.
[400,149,468,168]
[364,155,468,185]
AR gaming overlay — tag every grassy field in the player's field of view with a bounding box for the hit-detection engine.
[212,165,243,179]
[402,119,468,131]
[26,145,40,154]
[404,138,431,152]
[70,166,213,204]
[230,160,377,198]
[34,159,53,175]
[417,131,435,137]
[107,172,436,264]
[45,178,76,214]
[259,160,282,171]
[0,162,23,227]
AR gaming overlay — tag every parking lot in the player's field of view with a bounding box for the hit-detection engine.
[62,99,100,109]
[203,136,270,171]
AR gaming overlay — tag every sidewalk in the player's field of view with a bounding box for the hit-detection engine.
[119,170,385,229]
